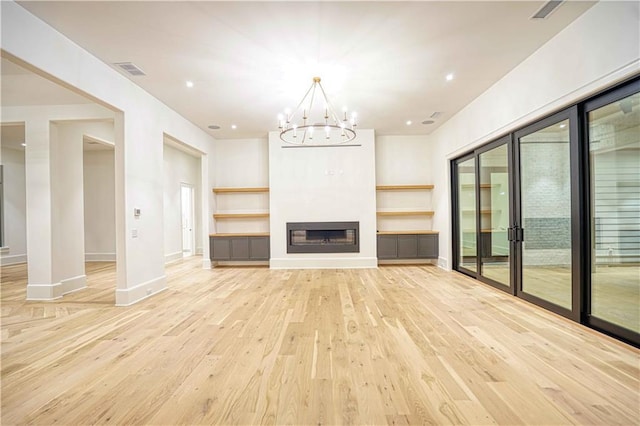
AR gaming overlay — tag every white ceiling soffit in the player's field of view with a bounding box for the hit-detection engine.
[12,1,596,139]
[0,57,95,107]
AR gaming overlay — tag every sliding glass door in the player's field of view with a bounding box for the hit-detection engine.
[454,155,478,274]
[478,142,511,288]
[514,112,576,316]
[585,84,640,341]
[452,78,639,345]
[453,137,512,291]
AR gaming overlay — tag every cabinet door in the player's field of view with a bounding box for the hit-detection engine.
[397,235,418,258]
[230,238,250,260]
[249,237,270,260]
[377,235,398,259]
[211,238,231,260]
[417,234,439,259]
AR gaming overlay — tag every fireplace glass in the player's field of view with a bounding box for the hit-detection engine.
[287,222,359,253]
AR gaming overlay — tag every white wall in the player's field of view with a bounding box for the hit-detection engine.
[375,135,434,233]
[2,2,216,304]
[375,135,431,185]
[429,1,640,270]
[212,138,269,235]
[269,129,377,268]
[163,143,202,262]
[50,122,86,294]
[0,145,27,265]
[84,148,115,261]
[213,138,269,187]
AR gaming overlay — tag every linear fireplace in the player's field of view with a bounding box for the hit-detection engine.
[287,222,360,253]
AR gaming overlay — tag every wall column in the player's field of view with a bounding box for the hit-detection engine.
[25,118,56,299]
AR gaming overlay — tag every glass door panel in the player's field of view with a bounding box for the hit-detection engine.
[519,119,572,309]
[588,91,640,334]
[479,144,510,287]
[457,158,477,272]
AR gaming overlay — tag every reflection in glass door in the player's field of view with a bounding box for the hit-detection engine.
[587,90,640,336]
[479,144,510,287]
[457,157,477,272]
[517,118,572,310]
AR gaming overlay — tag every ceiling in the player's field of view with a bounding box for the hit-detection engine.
[5,1,595,140]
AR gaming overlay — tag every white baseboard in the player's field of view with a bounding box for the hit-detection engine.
[438,256,450,271]
[269,257,378,269]
[61,274,87,294]
[0,253,27,266]
[27,282,62,300]
[115,275,167,306]
[85,253,116,262]
[26,274,86,300]
[202,258,212,269]
[165,251,183,263]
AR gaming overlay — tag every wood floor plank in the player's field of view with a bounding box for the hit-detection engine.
[1,258,638,425]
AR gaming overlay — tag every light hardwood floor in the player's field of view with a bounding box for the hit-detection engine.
[1,258,639,425]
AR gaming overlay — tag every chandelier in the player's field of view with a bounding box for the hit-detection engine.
[278,77,357,145]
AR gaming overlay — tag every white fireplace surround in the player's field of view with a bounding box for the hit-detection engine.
[268,129,377,269]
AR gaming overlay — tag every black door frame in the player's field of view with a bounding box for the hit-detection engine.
[452,136,514,294]
[451,152,478,279]
[513,106,581,322]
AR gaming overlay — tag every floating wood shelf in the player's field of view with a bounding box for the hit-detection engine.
[376,211,434,216]
[212,187,269,194]
[376,184,434,191]
[213,213,270,219]
[377,230,439,235]
[210,232,270,237]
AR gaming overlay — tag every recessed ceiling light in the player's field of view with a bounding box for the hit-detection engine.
[446,73,454,81]
[231,125,237,130]
[422,120,435,125]
[186,80,194,88]
[208,124,220,130]
[559,124,566,128]
[21,142,27,147]
[406,120,412,126]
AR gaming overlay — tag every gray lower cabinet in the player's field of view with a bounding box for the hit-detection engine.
[377,235,399,259]
[377,233,438,259]
[417,234,438,258]
[210,236,270,261]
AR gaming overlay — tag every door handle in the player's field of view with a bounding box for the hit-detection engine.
[508,226,524,242]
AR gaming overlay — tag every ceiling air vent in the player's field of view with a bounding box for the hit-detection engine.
[531,0,564,20]
[113,62,146,76]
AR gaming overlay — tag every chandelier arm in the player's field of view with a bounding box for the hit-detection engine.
[317,81,344,126]
[289,81,315,125]
[306,83,318,125]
